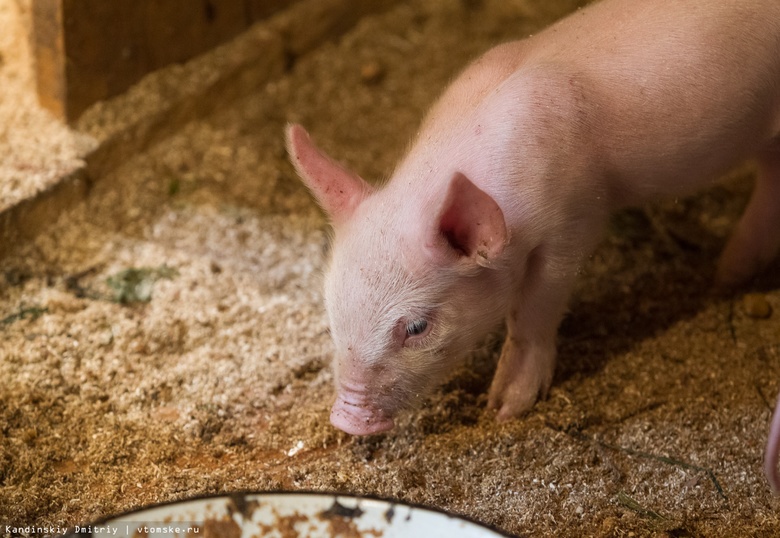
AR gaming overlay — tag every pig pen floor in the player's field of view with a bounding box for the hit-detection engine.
[2,0,780,536]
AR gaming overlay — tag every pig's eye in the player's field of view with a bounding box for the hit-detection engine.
[396,316,433,347]
[405,318,429,338]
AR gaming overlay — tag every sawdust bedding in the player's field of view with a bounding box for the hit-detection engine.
[0,0,95,213]
[2,0,780,536]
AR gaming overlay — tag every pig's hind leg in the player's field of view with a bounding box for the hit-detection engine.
[717,142,780,286]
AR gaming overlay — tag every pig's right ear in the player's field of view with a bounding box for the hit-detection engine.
[286,124,372,225]
[433,172,508,268]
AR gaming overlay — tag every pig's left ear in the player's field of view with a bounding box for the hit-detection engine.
[434,172,507,267]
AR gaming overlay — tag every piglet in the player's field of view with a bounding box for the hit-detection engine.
[286,0,780,487]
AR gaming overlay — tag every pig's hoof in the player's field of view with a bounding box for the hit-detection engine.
[487,382,547,422]
[487,339,555,421]
[486,368,552,421]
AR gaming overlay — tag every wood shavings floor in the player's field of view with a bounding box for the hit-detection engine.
[2,1,779,536]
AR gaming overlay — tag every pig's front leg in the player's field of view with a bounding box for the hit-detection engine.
[487,245,576,420]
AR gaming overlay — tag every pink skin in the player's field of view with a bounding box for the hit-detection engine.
[766,395,780,495]
[287,0,780,490]
[330,383,395,436]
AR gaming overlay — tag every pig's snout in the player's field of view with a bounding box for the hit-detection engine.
[330,390,395,436]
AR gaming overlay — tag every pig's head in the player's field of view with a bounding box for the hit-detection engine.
[286,124,511,435]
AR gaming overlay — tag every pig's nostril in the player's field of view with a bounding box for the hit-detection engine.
[338,396,368,409]
[330,398,395,436]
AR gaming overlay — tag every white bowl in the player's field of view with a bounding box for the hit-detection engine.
[62,491,514,537]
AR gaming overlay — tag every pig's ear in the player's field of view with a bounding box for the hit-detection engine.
[435,172,507,267]
[286,123,372,225]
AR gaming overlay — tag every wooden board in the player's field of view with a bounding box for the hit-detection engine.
[32,0,294,123]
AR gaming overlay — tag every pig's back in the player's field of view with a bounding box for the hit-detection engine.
[526,0,780,202]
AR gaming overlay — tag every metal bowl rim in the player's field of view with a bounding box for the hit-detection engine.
[61,489,517,537]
